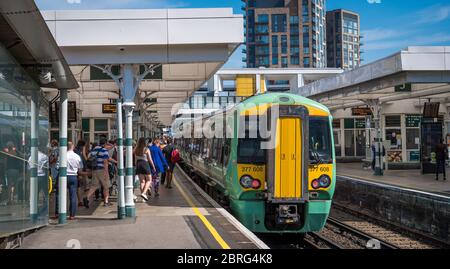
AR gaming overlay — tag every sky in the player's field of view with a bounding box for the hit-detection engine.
[36,0,450,68]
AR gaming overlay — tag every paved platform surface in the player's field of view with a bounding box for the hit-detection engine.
[19,167,265,249]
[337,163,450,196]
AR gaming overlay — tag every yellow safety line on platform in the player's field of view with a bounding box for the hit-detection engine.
[173,177,231,249]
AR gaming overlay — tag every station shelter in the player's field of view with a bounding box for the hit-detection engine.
[295,47,450,174]
[0,0,243,236]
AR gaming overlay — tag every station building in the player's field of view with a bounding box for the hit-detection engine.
[1,1,243,239]
[295,46,450,170]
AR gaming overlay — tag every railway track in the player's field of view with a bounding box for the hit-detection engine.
[325,217,397,249]
[331,203,449,249]
[178,163,445,249]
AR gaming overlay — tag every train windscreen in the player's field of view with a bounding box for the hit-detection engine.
[237,138,266,164]
[309,117,333,164]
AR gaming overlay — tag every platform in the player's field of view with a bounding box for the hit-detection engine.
[337,163,450,197]
[18,167,267,249]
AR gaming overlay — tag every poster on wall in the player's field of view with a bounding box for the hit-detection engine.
[387,151,402,163]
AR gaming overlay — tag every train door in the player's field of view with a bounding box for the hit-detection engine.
[274,118,302,199]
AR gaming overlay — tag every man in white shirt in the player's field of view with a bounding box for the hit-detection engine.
[67,141,84,220]
[28,150,49,215]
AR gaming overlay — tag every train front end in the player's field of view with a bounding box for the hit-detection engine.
[229,93,335,233]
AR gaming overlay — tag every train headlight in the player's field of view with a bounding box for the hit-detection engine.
[311,179,320,189]
[240,175,253,189]
[251,179,261,189]
[319,175,331,188]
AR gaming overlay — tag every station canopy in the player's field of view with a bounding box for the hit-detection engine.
[295,47,450,111]
[41,8,243,126]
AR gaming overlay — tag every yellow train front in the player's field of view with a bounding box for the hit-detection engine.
[177,93,335,233]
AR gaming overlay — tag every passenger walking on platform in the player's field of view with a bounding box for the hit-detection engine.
[160,140,167,185]
[371,140,385,171]
[162,138,177,189]
[74,140,89,207]
[149,139,169,196]
[83,138,112,208]
[67,142,85,220]
[134,138,156,201]
[435,138,448,181]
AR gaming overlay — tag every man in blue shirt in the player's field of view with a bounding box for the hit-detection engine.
[149,139,169,195]
[83,138,111,207]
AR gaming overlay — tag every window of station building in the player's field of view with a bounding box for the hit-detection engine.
[271,14,287,33]
[385,115,402,162]
[333,119,342,157]
[406,114,422,162]
[344,118,367,157]
[94,119,109,142]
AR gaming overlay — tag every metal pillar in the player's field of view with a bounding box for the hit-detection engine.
[122,64,136,217]
[29,91,39,222]
[58,89,68,224]
[91,63,160,218]
[290,74,305,93]
[124,105,135,217]
[116,100,126,219]
[368,100,383,176]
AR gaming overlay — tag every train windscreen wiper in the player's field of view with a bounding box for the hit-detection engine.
[310,149,323,165]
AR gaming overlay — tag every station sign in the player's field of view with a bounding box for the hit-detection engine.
[395,83,412,92]
[50,101,77,123]
[406,115,422,128]
[355,119,366,129]
[352,107,372,116]
[423,102,440,118]
[102,104,117,114]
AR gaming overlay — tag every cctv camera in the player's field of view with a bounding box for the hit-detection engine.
[39,71,55,85]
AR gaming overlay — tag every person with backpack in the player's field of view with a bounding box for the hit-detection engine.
[83,138,112,208]
[162,138,180,189]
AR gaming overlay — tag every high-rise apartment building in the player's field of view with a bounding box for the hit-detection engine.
[326,9,361,70]
[243,0,327,68]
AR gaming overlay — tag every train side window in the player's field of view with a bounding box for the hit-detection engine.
[222,139,231,167]
[216,138,223,165]
[211,138,217,161]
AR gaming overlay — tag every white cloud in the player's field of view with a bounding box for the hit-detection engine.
[364,32,450,51]
[415,4,450,25]
[37,0,187,10]
[362,28,404,42]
